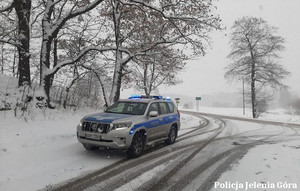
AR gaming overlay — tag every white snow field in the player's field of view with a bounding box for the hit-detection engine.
[0,111,203,191]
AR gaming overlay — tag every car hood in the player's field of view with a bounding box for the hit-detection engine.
[83,112,138,123]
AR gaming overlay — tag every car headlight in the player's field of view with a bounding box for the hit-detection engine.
[79,119,83,127]
[113,121,132,129]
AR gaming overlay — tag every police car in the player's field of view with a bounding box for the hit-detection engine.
[77,95,180,158]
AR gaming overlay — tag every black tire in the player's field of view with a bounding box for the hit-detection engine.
[83,144,98,151]
[165,126,177,145]
[127,132,145,158]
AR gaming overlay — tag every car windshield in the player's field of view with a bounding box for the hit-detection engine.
[105,101,148,115]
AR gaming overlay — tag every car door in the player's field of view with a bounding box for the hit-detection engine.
[158,102,171,137]
[146,102,162,141]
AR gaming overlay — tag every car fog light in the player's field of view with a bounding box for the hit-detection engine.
[119,137,126,143]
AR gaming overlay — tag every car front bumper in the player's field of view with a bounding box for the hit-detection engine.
[77,125,133,150]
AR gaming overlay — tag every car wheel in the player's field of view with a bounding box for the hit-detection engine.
[165,126,177,145]
[83,144,98,151]
[127,132,145,158]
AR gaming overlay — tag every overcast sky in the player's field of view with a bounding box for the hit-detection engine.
[158,0,300,98]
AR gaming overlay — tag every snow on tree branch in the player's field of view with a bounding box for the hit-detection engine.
[0,38,21,48]
[50,0,105,38]
[44,46,131,76]
[0,1,15,13]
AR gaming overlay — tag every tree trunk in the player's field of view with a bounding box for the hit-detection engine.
[63,90,69,109]
[1,44,3,74]
[13,47,17,77]
[251,73,256,118]
[40,39,53,107]
[15,0,31,87]
[93,72,109,107]
[59,88,64,108]
[149,62,156,95]
[109,58,123,104]
[143,63,149,95]
[49,37,58,87]
[109,1,122,104]
[250,49,257,118]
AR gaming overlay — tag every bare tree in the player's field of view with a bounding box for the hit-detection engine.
[39,0,105,107]
[0,0,31,86]
[225,17,290,118]
[99,0,221,103]
[133,46,186,95]
[63,70,87,109]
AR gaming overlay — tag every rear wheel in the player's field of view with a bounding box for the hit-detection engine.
[165,126,177,145]
[127,132,145,158]
[83,144,98,151]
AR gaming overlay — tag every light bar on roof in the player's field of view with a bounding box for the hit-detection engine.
[165,96,171,100]
[129,94,171,100]
[129,94,142,99]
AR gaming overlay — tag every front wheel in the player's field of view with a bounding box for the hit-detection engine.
[127,132,145,158]
[165,126,177,145]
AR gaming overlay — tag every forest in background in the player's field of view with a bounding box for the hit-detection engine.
[0,0,221,112]
[1,0,299,118]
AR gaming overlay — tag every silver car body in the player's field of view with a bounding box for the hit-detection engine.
[77,98,180,150]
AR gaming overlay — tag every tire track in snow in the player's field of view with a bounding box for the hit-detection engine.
[139,117,226,191]
[168,143,256,191]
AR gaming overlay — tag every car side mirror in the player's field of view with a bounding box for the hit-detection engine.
[149,111,158,117]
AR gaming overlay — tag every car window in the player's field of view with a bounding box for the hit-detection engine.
[148,103,159,114]
[106,102,147,115]
[107,102,125,113]
[159,102,169,115]
[167,102,175,113]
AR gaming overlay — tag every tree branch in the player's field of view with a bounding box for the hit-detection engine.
[0,1,15,13]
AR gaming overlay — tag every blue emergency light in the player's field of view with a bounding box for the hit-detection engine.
[129,94,170,100]
[129,94,142,99]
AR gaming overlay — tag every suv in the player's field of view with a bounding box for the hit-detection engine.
[77,95,180,158]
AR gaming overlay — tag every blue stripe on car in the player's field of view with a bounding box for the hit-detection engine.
[129,114,179,135]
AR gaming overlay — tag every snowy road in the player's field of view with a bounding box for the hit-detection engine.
[49,111,300,191]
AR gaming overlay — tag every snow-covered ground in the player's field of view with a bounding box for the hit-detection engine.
[0,110,202,191]
[212,140,300,191]
[1,105,299,191]
[0,109,117,191]
[182,106,300,125]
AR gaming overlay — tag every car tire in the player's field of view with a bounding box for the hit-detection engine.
[127,132,145,158]
[83,144,98,151]
[165,125,177,145]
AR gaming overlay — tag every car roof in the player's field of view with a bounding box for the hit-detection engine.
[118,99,152,103]
[118,99,173,103]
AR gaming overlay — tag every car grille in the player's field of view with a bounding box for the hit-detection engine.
[82,122,111,133]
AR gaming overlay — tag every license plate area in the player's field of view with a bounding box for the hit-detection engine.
[85,133,101,140]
